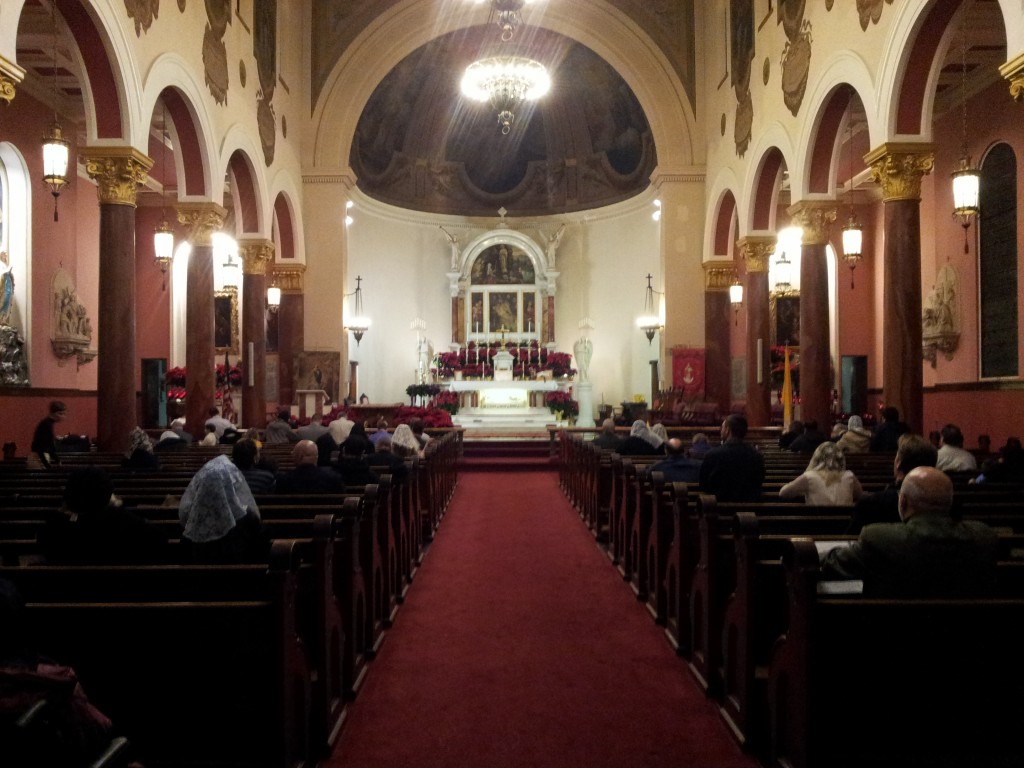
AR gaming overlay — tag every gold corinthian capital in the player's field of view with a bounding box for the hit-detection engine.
[864,143,935,202]
[999,52,1024,102]
[703,260,739,292]
[736,236,776,273]
[176,202,227,247]
[788,202,837,246]
[0,55,25,106]
[80,147,153,207]
[239,239,275,276]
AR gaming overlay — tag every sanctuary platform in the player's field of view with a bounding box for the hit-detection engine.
[445,379,571,433]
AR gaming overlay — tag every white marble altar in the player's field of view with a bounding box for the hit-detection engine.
[446,379,572,432]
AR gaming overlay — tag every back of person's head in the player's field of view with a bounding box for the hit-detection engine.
[171,417,186,430]
[63,466,114,515]
[940,423,965,447]
[847,415,864,431]
[410,417,425,435]
[208,406,221,417]
[1005,437,1022,452]
[232,438,259,470]
[601,418,616,434]
[664,438,685,456]
[359,393,369,404]
[292,439,319,465]
[630,420,648,437]
[808,441,846,474]
[376,417,388,430]
[899,466,954,520]
[244,428,261,442]
[804,419,819,433]
[725,414,748,439]
[48,400,67,416]
[692,432,708,445]
[882,406,900,423]
[978,434,992,450]
[220,427,241,444]
[895,433,938,476]
[205,424,217,434]
[277,407,290,421]
[651,423,668,442]
[375,435,394,453]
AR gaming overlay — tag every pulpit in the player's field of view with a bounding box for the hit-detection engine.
[295,389,329,421]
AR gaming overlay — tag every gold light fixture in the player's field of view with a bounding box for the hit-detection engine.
[461,56,551,135]
[841,89,863,288]
[773,249,793,295]
[153,103,174,283]
[951,36,980,252]
[474,0,538,42]
[345,275,371,345]
[41,4,69,222]
[267,273,281,313]
[729,279,744,326]
[636,273,663,344]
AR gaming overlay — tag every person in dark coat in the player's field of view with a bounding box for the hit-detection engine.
[336,438,381,486]
[787,419,825,454]
[870,406,910,453]
[122,427,160,471]
[29,400,66,469]
[40,466,168,564]
[275,440,346,494]
[698,415,765,502]
[366,435,409,485]
[232,438,275,494]
[615,420,663,456]
[591,418,624,451]
[650,438,701,484]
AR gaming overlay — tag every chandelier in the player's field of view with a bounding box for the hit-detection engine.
[951,35,980,252]
[461,56,550,135]
[635,273,663,344]
[841,88,863,288]
[475,0,537,42]
[41,3,69,222]
[345,275,371,346]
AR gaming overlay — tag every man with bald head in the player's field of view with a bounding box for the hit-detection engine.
[275,439,346,494]
[821,466,998,597]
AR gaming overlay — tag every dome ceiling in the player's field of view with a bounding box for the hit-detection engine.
[350,26,656,217]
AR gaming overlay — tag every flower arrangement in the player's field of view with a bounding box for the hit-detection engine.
[165,364,242,400]
[406,383,442,403]
[392,405,453,429]
[544,390,579,417]
[433,351,463,377]
[431,390,459,415]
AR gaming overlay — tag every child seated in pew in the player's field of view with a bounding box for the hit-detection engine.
[178,455,268,564]
[40,466,170,565]
[778,442,863,506]
[820,467,998,598]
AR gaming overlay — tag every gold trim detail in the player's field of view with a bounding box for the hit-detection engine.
[80,147,153,207]
[238,239,275,276]
[703,261,739,291]
[999,52,1024,102]
[176,202,227,247]
[0,55,25,105]
[787,202,837,245]
[864,142,935,202]
[736,236,776,272]
[0,75,16,106]
[271,265,305,293]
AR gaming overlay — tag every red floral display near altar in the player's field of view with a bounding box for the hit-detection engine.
[433,341,576,379]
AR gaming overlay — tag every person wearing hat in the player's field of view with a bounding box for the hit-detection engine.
[837,415,872,454]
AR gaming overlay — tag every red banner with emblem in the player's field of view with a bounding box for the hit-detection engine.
[671,347,705,397]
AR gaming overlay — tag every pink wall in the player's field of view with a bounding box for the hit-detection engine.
[0,390,98,455]
[834,202,877,389]
[135,205,173,382]
[923,387,1024,449]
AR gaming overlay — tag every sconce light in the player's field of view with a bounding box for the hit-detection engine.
[729,279,743,326]
[635,273,663,344]
[345,275,371,346]
[651,199,662,222]
[951,37,980,253]
[267,276,281,313]
[153,104,174,283]
[41,4,69,222]
[841,89,863,288]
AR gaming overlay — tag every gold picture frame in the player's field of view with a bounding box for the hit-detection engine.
[214,286,239,355]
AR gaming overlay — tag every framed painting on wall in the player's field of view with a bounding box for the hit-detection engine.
[294,350,341,404]
[214,286,239,355]
[522,292,536,334]
[488,292,518,334]
[772,295,800,347]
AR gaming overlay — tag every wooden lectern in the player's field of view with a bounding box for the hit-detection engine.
[295,389,329,421]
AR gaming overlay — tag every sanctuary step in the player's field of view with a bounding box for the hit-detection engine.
[460,438,552,472]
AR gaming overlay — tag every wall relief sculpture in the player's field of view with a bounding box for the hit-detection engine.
[922,265,960,367]
[203,0,231,105]
[50,268,96,367]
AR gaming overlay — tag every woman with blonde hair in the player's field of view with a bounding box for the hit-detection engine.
[779,441,863,505]
[391,423,423,458]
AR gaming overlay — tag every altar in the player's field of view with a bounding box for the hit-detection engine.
[445,379,571,431]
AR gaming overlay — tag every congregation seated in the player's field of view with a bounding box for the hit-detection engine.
[410,418,432,449]
[204,406,234,440]
[698,414,765,502]
[778,441,863,505]
[391,424,422,459]
[198,424,219,446]
[275,440,345,494]
[821,466,998,597]
[121,426,159,471]
[366,435,408,484]
[870,405,910,452]
[179,454,268,564]
[591,418,623,451]
[295,419,330,442]
[369,418,390,446]
[327,414,355,446]
[649,438,700,484]
[232,438,275,494]
[153,427,188,452]
[976,439,1024,484]
[264,408,299,445]
[786,418,825,454]
[848,433,936,534]
[39,466,169,565]
[935,423,978,473]
[835,414,871,454]
[615,420,663,456]
[687,432,710,459]
[343,423,375,458]
[336,439,380,486]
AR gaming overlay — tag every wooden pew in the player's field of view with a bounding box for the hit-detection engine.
[766,538,1024,768]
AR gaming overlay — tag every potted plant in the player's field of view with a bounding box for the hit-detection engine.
[545,390,579,424]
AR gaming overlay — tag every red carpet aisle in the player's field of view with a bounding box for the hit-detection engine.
[329,470,758,768]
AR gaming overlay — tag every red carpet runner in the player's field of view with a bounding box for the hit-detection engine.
[328,470,759,768]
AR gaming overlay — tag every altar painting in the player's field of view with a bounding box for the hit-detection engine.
[488,292,518,333]
[294,351,340,404]
[523,292,536,334]
[470,292,484,334]
[470,244,535,285]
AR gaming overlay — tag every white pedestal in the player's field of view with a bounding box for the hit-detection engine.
[295,389,328,421]
[575,381,596,428]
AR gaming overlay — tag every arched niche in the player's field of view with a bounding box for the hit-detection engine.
[447,228,560,347]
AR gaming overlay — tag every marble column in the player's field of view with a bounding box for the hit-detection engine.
[737,236,775,426]
[177,202,226,439]
[275,265,306,409]
[80,147,153,451]
[702,261,738,418]
[789,202,837,433]
[866,143,935,434]
[0,55,25,107]
[239,239,273,428]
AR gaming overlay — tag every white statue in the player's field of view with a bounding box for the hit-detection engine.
[544,223,566,270]
[573,336,592,382]
[440,226,460,271]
